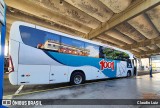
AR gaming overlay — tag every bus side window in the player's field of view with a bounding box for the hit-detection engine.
[84,43,99,58]
[102,47,115,60]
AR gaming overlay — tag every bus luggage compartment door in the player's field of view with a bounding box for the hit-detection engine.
[50,66,68,84]
[18,65,50,85]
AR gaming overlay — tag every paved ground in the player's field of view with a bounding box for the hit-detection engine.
[3,71,159,96]
[5,73,160,108]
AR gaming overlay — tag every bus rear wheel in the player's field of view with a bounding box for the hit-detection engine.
[70,72,85,85]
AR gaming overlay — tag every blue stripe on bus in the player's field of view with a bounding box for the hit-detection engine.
[44,51,66,65]
[45,51,120,78]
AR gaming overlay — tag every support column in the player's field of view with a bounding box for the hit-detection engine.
[0,0,6,107]
[136,58,138,76]
[137,58,142,71]
[149,56,152,65]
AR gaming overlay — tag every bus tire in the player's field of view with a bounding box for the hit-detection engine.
[70,71,85,85]
[127,71,131,77]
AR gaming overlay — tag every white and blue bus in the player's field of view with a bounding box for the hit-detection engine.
[8,21,135,85]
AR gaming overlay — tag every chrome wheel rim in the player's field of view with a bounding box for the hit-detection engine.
[74,75,82,84]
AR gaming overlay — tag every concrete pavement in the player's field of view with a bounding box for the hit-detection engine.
[6,73,160,108]
[3,71,159,96]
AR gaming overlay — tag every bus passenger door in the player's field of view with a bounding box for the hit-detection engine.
[50,66,68,84]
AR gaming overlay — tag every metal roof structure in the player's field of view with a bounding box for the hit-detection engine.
[4,0,160,58]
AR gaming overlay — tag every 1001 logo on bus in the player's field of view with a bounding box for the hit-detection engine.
[99,59,114,71]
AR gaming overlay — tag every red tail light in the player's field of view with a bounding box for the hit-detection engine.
[8,56,14,73]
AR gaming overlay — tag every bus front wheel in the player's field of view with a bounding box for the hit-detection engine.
[70,72,85,85]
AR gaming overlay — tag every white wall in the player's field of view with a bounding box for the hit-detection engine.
[137,58,149,71]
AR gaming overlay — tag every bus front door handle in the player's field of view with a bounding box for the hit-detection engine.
[51,73,54,76]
